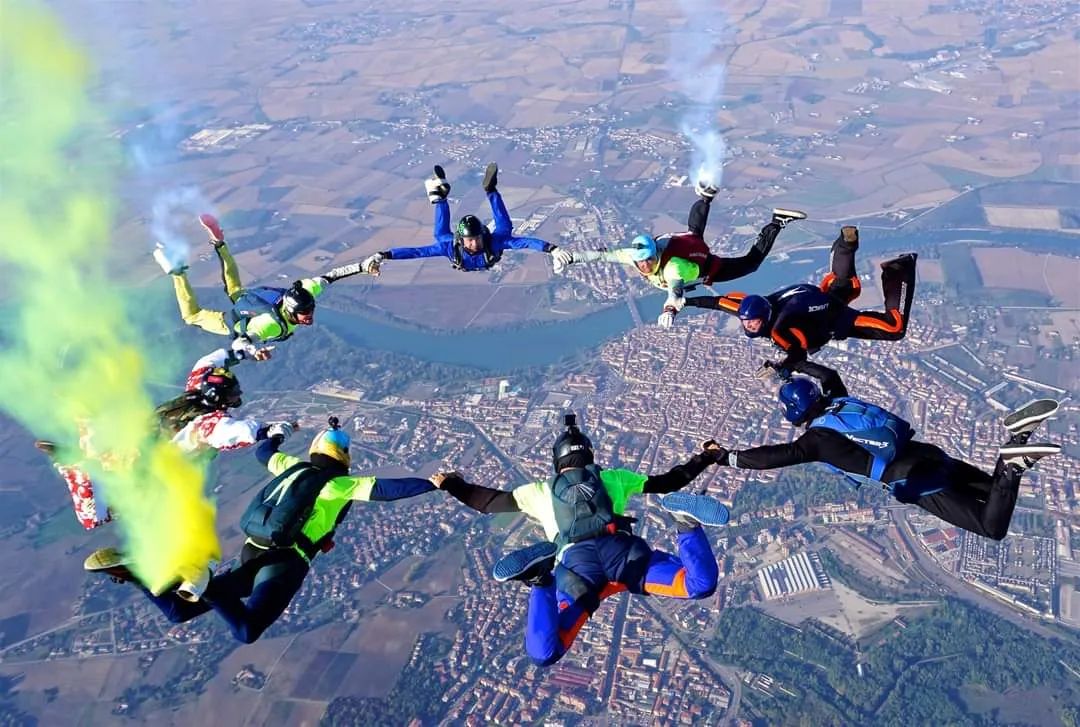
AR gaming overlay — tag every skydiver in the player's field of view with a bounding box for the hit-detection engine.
[359,163,561,274]
[710,359,1061,541]
[431,413,729,667]
[35,344,294,530]
[684,226,917,375]
[550,182,806,327]
[84,418,439,643]
[153,214,368,346]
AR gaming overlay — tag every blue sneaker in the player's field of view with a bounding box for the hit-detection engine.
[493,542,557,584]
[660,493,730,527]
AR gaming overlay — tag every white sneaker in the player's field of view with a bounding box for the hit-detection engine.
[999,443,1061,471]
[153,245,188,276]
[176,568,211,602]
[694,179,718,200]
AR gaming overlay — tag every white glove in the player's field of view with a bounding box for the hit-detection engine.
[361,252,385,276]
[267,421,294,440]
[551,247,574,274]
[657,307,678,328]
[230,336,258,359]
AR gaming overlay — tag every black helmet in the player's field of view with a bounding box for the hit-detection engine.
[552,412,594,471]
[456,215,486,240]
[281,282,316,320]
[197,367,242,409]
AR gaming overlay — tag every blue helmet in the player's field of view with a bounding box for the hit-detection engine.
[736,295,772,337]
[630,234,658,262]
[778,378,821,424]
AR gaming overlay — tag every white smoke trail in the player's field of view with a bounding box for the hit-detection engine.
[150,185,214,269]
[667,0,731,189]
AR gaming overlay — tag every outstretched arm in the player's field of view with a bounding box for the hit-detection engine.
[438,474,521,513]
[642,450,721,494]
[383,239,452,261]
[683,292,745,316]
[499,236,556,253]
[364,477,435,501]
[790,360,848,399]
[725,431,827,470]
[255,433,303,475]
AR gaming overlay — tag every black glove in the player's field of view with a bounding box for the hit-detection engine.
[701,440,730,466]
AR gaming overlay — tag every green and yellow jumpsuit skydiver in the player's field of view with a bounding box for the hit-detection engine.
[138,431,437,643]
[166,240,328,342]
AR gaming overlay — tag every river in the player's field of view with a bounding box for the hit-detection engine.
[318,250,829,371]
[318,228,1077,372]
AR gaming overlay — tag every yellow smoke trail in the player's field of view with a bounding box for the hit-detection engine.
[0,1,219,593]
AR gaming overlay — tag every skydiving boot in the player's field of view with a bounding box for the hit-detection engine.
[660,493,731,532]
[493,541,556,587]
[84,548,135,584]
[999,443,1061,472]
[34,440,57,458]
[482,162,499,193]
[694,179,719,201]
[199,213,226,249]
[153,244,188,276]
[425,165,451,203]
[879,252,917,317]
[771,208,807,228]
[177,567,213,603]
[880,252,918,278]
[1003,400,1060,445]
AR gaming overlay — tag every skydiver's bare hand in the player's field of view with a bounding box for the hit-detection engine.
[701,440,729,465]
[429,471,463,489]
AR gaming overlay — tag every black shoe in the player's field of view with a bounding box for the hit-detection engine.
[34,440,57,457]
[838,226,858,245]
[771,208,807,227]
[881,252,917,276]
[1004,399,1059,441]
[493,542,556,586]
[999,443,1060,471]
[482,162,499,193]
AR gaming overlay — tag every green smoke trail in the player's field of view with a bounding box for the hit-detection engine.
[0,1,220,593]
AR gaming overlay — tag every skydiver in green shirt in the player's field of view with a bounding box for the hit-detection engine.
[84,418,438,643]
[432,413,730,666]
[552,184,805,327]
[153,214,369,349]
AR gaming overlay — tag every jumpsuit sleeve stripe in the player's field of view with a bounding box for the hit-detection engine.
[717,294,744,314]
[788,327,809,349]
[770,330,793,349]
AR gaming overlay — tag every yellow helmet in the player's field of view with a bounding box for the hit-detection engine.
[309,417,350,467]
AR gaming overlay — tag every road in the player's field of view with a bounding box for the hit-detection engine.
[892,511,1079,646]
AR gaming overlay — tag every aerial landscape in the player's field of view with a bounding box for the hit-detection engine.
[0,0,1078,725]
